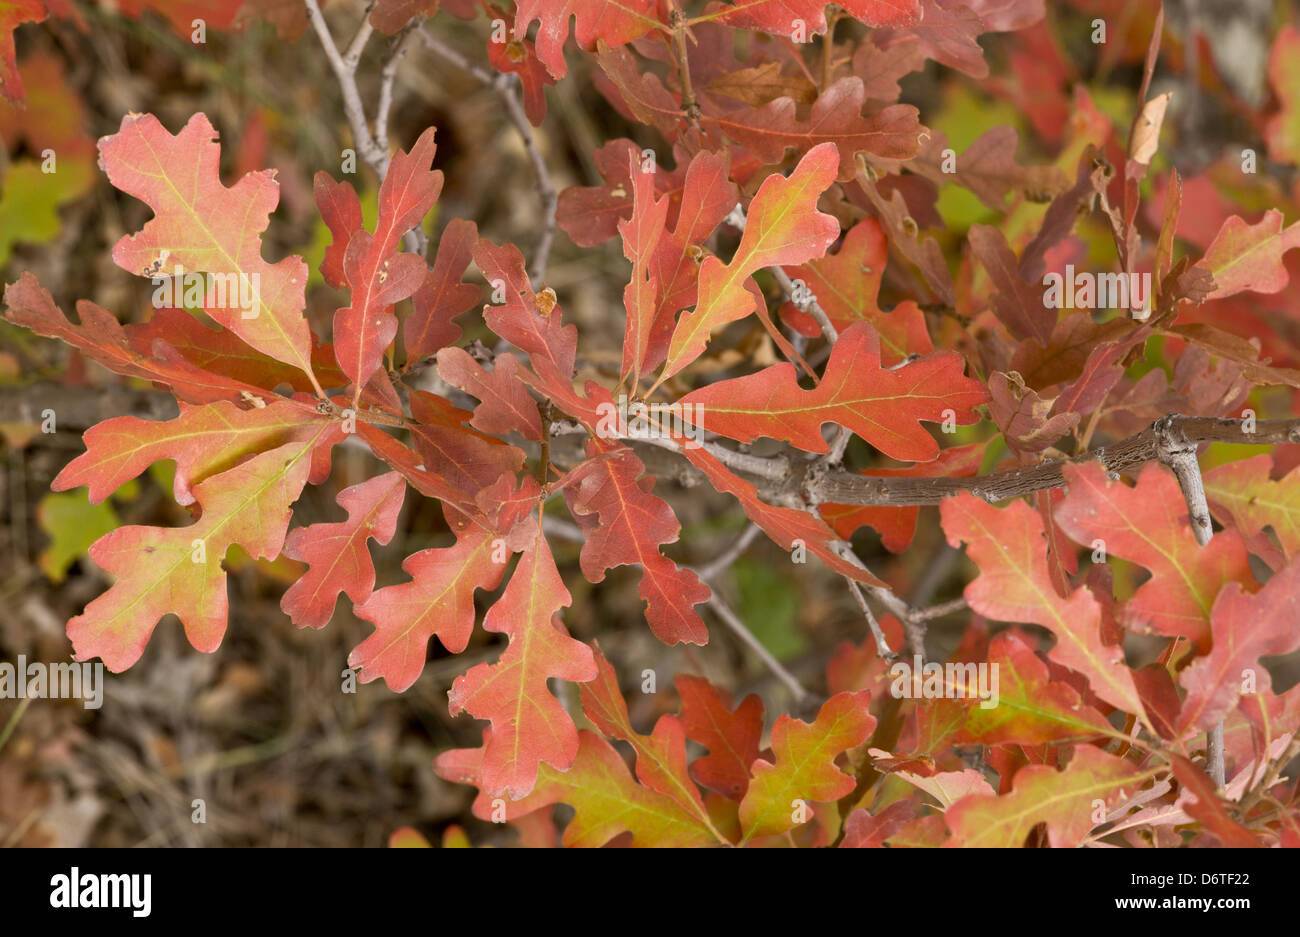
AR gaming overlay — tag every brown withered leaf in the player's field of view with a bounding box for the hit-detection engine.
[911,126,1066,212]
[1163,323,1300,388]
[703,63,817,109]
[873,0,990,79]
[987,371,1078,453]
[967,223,1055,344]
[851,39,927,103]
[706,78,924,181]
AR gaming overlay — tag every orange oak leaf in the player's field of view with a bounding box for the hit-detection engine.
[51,398,332,506]
[69,428,332,671]
[1204,455,1300,565]
[646,150,737,372]
[447,524,598,798]
[434,732,719,846]
[1195,209,1300,299]
[738,690,876,842]
[280,472,406,631]
[662,142,840,381]
[579,645,719,834]
[1055,463,1254,651]
[780,217,934,365]
[563,439,709,644]
[99,113,321,389]
[954,630,1114,746]
[676,674,764,800]
[940,492,1145,718]
[943,744,1146,847]
[350,522,507,693]
[1178,559,1300,733]
[681,322,986,460]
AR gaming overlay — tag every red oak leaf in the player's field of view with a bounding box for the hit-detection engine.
[676,674,764,800]
[447,524,598,798]
[435,347,543,441]
[681,322,986,461]
[486,6,556,125]
[328,128,443,391]
[4,273,288,404]
[0,0,44,101]
[563,439,709,644]
[403,218,480,361]
[618,149,670,383]
[707,79,924,181]
[839,801,914,847]
[1169,756,1262,847]
[706,0,920,34]
[128,308,350,396]
[280,472,406,631]
[117,0,242,36]
[874,0,989,79]
[369,0,437,33]
[514,0,661,79]
[407,389,525,493]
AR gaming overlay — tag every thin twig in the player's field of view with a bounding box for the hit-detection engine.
[304,0,389,177]
[696,522,763,581]
[419,26,558,287]
[706,593,810,704]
